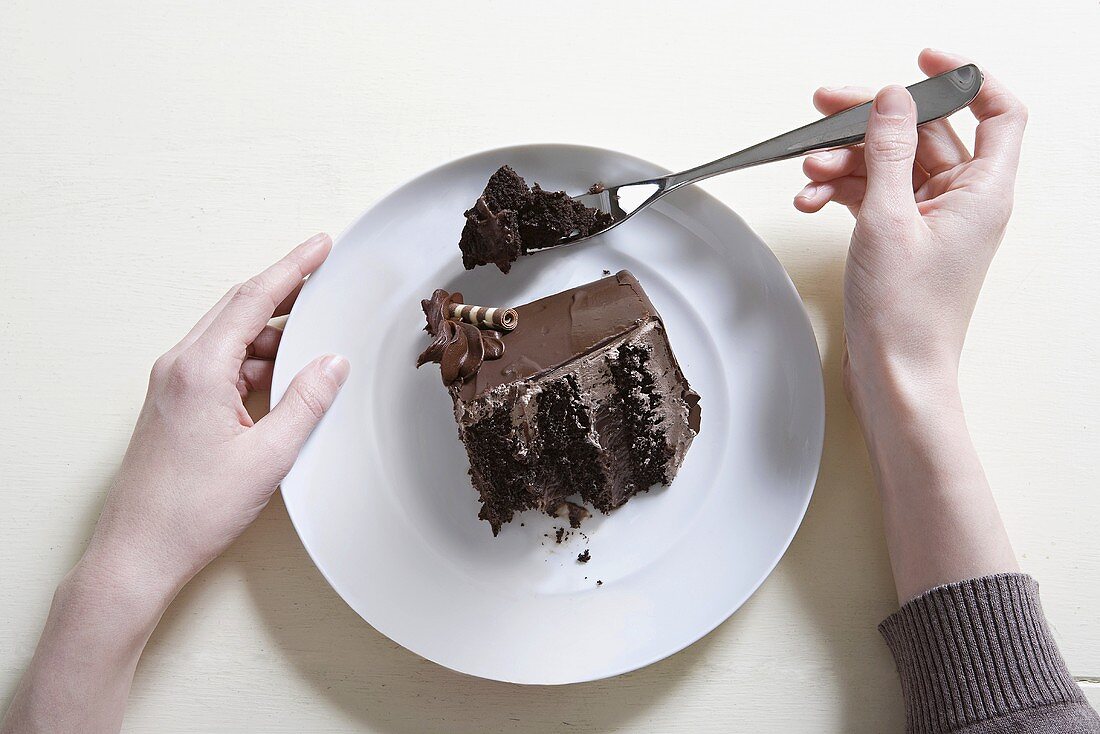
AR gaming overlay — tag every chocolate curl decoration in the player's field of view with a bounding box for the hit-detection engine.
[416,289,507,386]
[447,303,518,332]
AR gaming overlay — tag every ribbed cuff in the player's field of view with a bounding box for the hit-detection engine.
[879,573,1087,734]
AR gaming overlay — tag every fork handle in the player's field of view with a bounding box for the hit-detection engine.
[664,64,983,191]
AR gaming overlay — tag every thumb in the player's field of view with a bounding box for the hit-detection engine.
[860,85,921,225]
[251,354,350,471]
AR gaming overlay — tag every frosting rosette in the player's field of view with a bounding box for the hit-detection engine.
[416,289,505,386]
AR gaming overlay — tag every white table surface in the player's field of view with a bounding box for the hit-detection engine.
[2,2,1097,732]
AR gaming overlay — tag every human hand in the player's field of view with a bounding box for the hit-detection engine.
[0,234,349,734]
[78,233,349,607]
[794,49,1027,418]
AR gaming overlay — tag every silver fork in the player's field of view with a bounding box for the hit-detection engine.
[562,64,982,246]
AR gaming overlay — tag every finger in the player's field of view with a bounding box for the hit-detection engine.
[274,281,304,318]
[794,177,867,214]
[247,324,283,361]
[197,233,332,361]
[810,85,965,182]
[169,251,307,356]
[915,119,971,176]
[860,86,921,224]
[912,52,973,174]
[238,358,276,397]
[167,285,237,355]
[807,87,875,180]
[803,147,864,182]
[812,86,874,115]
[917,49,1027,169]
[250,354,350,472]
[913,161,930,192]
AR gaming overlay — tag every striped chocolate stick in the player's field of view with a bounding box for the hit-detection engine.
[447,302,518,332]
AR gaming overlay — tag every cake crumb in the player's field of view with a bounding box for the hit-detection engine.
[596,580,603,586]
[554,527,565,544]
[577,549,591,563]
[602,269,611,276]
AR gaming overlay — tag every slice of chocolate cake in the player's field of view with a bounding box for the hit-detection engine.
[417,271,701,535]
[458,166,614,273]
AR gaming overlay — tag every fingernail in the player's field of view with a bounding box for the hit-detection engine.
[320,354,350,386]
[299,232,331,253]
[822,85,847,92]
[875,86,911,118]
[811,151,836,163]
[796,183,818,200]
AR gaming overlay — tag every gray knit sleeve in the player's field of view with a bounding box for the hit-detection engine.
[879,573,1099,733]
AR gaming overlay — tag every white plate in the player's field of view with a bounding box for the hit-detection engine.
[272,144,824,685]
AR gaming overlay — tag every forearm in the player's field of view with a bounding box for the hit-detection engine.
[4,235,342,733]
[853,362,1018,603]
[1,548,175,734]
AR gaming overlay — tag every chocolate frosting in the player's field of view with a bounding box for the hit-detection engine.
[416,289,505,386]
[458,270,660,401]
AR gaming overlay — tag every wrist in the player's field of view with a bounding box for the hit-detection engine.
[845,348,964,448]
[60,538,183,644]
[10,546,174,733]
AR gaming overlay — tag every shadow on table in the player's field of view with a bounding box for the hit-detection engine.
[769,228,906,732]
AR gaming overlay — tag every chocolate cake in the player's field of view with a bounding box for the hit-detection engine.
[458,165,614,273]
[417,271,701,535]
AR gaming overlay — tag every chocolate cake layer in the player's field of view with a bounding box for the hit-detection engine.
[432,271,701,535]
[458,166,613,273]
